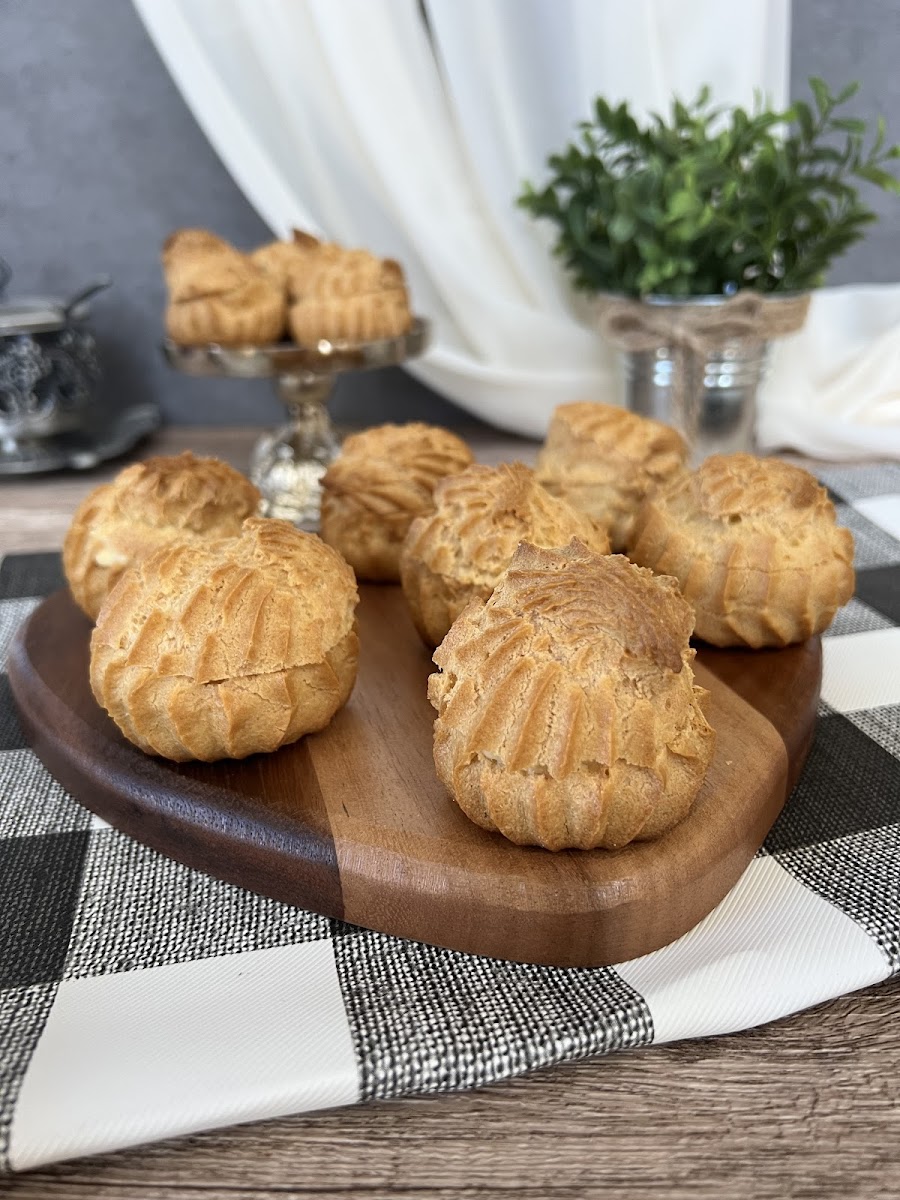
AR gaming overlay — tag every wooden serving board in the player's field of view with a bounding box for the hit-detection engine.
[9,587,821,968]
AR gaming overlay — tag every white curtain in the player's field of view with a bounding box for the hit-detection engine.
[133,0,900,459]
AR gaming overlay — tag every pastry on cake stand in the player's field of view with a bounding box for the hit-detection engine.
[164,317,430,529]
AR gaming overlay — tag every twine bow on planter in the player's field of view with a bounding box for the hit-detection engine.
[595,291,811,452]
[597,290,810,352]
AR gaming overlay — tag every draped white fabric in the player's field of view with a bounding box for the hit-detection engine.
[134,0,900,457]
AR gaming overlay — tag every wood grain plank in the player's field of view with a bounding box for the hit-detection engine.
[5,978,899,1199]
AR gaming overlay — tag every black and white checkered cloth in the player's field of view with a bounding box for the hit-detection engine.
[1,462,899,1172]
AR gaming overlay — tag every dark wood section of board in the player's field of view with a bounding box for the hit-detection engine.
[8,591,344,920]
[8,585,822,968]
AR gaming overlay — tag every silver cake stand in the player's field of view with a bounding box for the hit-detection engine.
[164,317,430,528]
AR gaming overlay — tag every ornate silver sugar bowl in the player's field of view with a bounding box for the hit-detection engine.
[0,263,118,472]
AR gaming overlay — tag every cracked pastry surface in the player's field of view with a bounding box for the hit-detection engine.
[428,539,714,851]
[63,452,261,621]
[163,228,285,346]
[90,518,359,762]
[320,423,474,581]
[288,251,412,344]
[535,401,688,550]
[626,453,855,647]
[400,462,611,647]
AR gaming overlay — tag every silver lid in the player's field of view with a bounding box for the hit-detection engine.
[0,299,70,335]
[0,277,112,336]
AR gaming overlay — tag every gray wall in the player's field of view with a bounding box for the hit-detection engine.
[2,0,898,426]
[792,0,900,286]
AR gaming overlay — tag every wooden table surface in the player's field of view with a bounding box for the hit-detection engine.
[1,426,898,1200]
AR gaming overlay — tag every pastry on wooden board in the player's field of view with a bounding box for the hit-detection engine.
[400,462,611,647]
[163,228,285,345]
[535,401,688,551]
[288,251,412,344]
[626,453,855,647]
[428,539,715,851]
[90,518,359,762]
[63,452,260,621]
[320,423,474,582]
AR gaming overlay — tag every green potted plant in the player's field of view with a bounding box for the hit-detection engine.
[518,79,900,454]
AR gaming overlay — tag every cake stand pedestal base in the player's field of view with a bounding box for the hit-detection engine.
[249,375,339,529]
[163,318,430,531]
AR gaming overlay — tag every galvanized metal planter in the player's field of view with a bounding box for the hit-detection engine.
[598,292,810,461]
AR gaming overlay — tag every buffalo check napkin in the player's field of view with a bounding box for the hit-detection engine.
[1,462,899,1172]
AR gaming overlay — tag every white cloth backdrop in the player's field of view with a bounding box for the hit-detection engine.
[133,0,900,459]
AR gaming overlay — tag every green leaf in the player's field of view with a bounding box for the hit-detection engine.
[793,100,815,142]
[873,114,886,155]
[831,117,867,134]
[805,145,849,165]
[594,96,613,126]
[809,77,831,116]
[666,190,698,220]
[835,81,861,104]
[567,200,588,244]
[673,98,692,127]
[854,163,900,192]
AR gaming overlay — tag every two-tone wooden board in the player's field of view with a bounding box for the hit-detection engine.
[8,586,821,967]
